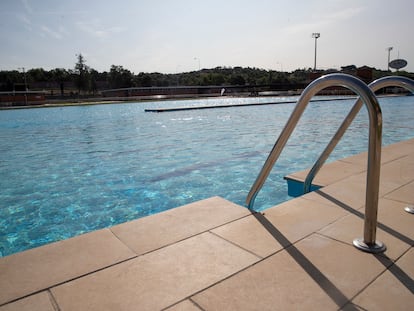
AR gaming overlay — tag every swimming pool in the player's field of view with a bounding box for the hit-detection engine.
[1,95,413,256]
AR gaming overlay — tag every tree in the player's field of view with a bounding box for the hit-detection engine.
[74,53,90,94]
[109,65,133,88]
[27,68,49,83]
[50,68,70,96]
[136,73,152,87]
[230,74,246,85]
[0,70,20,91]
[288,69,311,84]
[89,69,100,95]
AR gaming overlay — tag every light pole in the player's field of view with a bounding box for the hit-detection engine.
[387,47,393,71]
[276,61,283,72]
[194,57,200,71]
[312,33,320,71]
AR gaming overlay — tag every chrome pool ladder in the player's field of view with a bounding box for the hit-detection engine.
[246,73,414,253]
[303,76,414,194]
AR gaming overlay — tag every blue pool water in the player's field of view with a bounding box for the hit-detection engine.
[1,95,413,257]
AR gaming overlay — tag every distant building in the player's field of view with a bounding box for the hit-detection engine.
[356,66,373,83]
[340,65,373,83]
[340,65,357,75]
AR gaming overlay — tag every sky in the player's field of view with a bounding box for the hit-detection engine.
[1,0,413,74]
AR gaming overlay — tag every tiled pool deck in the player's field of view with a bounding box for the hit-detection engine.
[1,139,413,310]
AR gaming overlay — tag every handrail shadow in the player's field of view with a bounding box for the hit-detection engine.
[315,190,414,246]
[252,209,414,308]
[251,211,358,310]
[374,253,414,295]
[315,190,414,294]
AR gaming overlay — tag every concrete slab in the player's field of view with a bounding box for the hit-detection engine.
[192,241,340,310]
[211,214,286,258]
[317,199,413,261]
[164,300,202,311]
[381,140,414,159]
[0,292,56,311]
[294,234,391,298]
[340,140,414,166]
[51,232,259,311]
[212,197,347,258]
[285,160,365,187]
[261,197,347,242]
[385,181,414,205]
[340,302,366,310]
[376,198,414,243]
[305,164,406,212]
[0,229,135,305]
[379,156,414,193]
[351,248,414,310]
[305,174,368,210]
[110,196,250,255]
[193,234,391,310]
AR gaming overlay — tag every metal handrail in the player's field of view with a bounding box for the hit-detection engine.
[303,76,414,194]
[246,73,385,253]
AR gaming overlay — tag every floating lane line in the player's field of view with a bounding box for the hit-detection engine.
[144,97,355,112]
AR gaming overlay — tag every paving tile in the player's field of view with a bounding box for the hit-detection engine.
[0,229,135,305]
[294,234,391,299]
[308,174,367,210]
[381,139,414,160]
[397,246,414,278]
[375,198,414,243]
[351,248,414,310]
[339,302,366,310]
[300,190,363,213]
[379,157,414,193]
[317,199,413,261]
[51,232,259,311]
[403,138,414,146]
[110,196,249,255]
[339,151,368,166]
[341,139,414,166]
[164,300,202,311]
[0,292,55,311]
[286,140,414,212]
[211,214,285,258]
[285,160,365,187]
[384,180,414,205]
[307,166,404,212]
[349,150,406,167]
[212,197,346,258]
[192,243,340,311]
[262,197,347,240]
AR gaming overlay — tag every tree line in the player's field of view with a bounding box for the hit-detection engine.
[1,54,412,95]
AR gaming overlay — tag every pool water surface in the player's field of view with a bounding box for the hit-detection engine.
[0,95,413,256]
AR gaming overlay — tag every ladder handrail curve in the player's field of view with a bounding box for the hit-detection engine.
[246,73,383,249]
[303,76,414,194]
[246,73,381,210]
